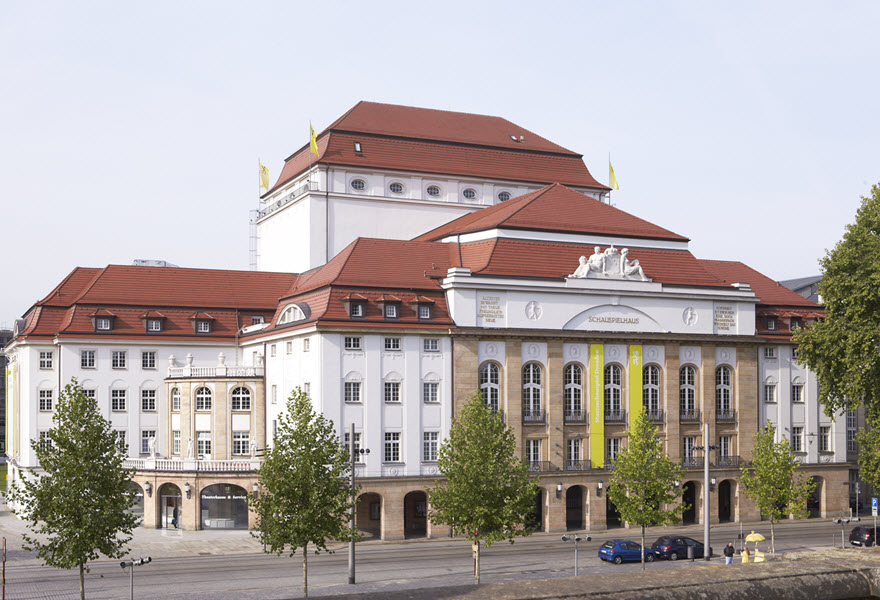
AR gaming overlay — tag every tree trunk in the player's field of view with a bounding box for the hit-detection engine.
[79,561,85,600]
[303,542,308,598]
[474,539,480,585]
[641,525,646,571]
[770,516,775,554]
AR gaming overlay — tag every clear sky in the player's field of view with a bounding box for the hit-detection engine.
[2,1,878,324]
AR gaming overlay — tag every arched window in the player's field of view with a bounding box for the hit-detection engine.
[680,366,696,416]
[716,366,732,413]
[278,304,304,324]
[171,387,181,412]
[479,362,501,413]
[604,364,622,418]
[563,364,583,420]
[643,365,660,413]
[231,387,251,411]
[195,386,212,411]
[522,363,542,419]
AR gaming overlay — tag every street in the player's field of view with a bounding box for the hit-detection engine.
[2,519,871,599]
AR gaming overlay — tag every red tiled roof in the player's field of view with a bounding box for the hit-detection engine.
[700,260,819,307]
[414,184,688,243]
[34,267,102,309]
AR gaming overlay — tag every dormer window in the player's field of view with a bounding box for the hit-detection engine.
[196,321,211,333]
[767,318,776,331]
[419,305,431,320]
[351,302,365,318]
[385,304,398,319]
[146,319,162,332]
[342,293,368,319]
[89,309,116,332]
[251,316,264,325]
[278,303,309,324]
[96,318,112,331]
[410,296,436,321]
[790,318,801,330]
[377,295,402,320]
[190,312,214,334]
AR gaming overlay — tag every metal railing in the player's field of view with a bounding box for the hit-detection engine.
[716,409,737,423]
[680,409,701,422]
[645,409,664,422]
[681,456,704,469]
[522,409,546,424]
[605,409,626,423]
[564,409,587,423]
[714,455,742,468]
[565,460,592,472]
[526,461,556,473]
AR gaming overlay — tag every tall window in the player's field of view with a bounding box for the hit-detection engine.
[231,387,251,411]
[172,430,181,455]
[39,390,53,412]
[604,364,622,416]
[344,432,362,460]
[195,387,212,411]
[112,351,127,369]
[847,410,858,452]
[791,426,804,452]
[719,435,731,457]
[764,384,776,403]
[522,363,542,416]
[141,351,156,369]
[171,387,181,412]
[643,365,660,413]
[567,438,582,467]
[423,382,439,403]
[39,351,53,369]
[606,438,621,462]
[680,366,696,414]
[344,382,361,403]
[563,364,583,417]
[479,362,500,413]
[525,439,541,464]
[111,389,126,411]
[820,426,831,453]
[271,384,278,405]
[384,382,401,403]
[792,384,804,403]
[715,366,732,413]
[81,350,95,369]
[140,430,156,454]
[232,431,250,455]
[683,436,696,460]
[197,431,211,456]
[141,389,156,411]
[39,431,53,450]
[384,432,401,462]
[423,432,439,462]
[116,430,127,453]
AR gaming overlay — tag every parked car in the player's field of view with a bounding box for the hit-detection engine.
[850,526,876,547]
[651,536,712,560]
[598,539,656,564]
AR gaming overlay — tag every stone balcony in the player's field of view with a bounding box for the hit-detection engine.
[165,352,264,379]
[123,457,262,473]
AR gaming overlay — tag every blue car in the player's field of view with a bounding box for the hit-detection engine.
[598,539,656,564]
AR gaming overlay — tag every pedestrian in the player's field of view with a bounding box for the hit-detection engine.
[724,542,735,565]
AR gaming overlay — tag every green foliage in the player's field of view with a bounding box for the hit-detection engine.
[740,422,816,552]
[249,387,357,596]
[428,392,539,547]
[6,379,138,599]
[856,423,880,494]
[607,411,685,569]
[794,183,880,420]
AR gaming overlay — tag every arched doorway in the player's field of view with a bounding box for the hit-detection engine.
[566,486,585,530]
[606,495,622,528]
[200,484,249,529]
[159,483,182,529]
[403,491,427,538]
[718,479,733,522]
[128,482,144,524]
[682,482,697,525]
[808,477,823,518]
[356,493,382,539]
[528,489,545,531]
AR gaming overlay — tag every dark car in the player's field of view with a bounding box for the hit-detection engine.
[850,526,876,547]
[651,536,712,560]
[598,539,656,564]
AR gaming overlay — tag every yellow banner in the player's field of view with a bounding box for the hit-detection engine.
[629,345,643,423]
[590,344,604,469]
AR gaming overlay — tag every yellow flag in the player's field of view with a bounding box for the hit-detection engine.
[609,161,620,190]
[259,161,270,190]
[309,122,319,155]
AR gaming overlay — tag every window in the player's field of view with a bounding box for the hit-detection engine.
[141,430,156,454]
[231,387,251,411]
[384,382,400,403]
[462,188,476,200]
[81,350,95,369]
[195,386,212,411]
[303,338,310,352]
[793,347,800,360]
[351,179,366,191]
[141,389,156,412]
[232,431,250,455]
[767,318,776,331]
[426,185,441,197]
[680,366,696,413]
[683,436,696,459]
[606,438,621,462]
[142,351,156,369]
[271,384,278,405]
[423,431,439,462]
[270,344,277,357]
[196,320,211,333]
[418,305,432,320]
[820,426,831,453]
[479,362,501,413]
[604,364,622,416]
[763,347,776,359]
[790,318,801,330]
[303,382,311,397]
[146,319,162,332]
[95,317,111,331]
[171,387,181,412]
[39,431,53,450]
[384,304,398,319]
[39,390,53,412]
[567,438,582,466]
[558,368,581,422]
[423,338,439,352]
[847,410,858,452]
[83,389,96,401]
[791,426,804,452]
[344,381,361,403]
[350,303,365,318]
[171,430,180,455]
[116,430,127,453]
[345,432,363,460]
[286,341,292,354]
[354,142,362,152]
[498,191,511,202]
[643,365,660,413]
[719,435,731,457]
[197,431,211,457]
[344,336,362,351]
[112,351,127,369]
[526,439,541,463]
[39,351,53,369]
[423,382,439,403]
[384,337,401,351]
[715,366,732,413]
[278,305,305,324]
[522,363,542,416]
[764,384,777,403]
[389,182,404,194]
[384,432,401,462]
[251,316,264,325]
[111,389,126,412]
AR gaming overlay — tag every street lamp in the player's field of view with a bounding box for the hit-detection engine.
[561,535,591,576]
[833,517,859,549]
[120,556,152,600]
[348,423,370,585]
[693,423,719,561]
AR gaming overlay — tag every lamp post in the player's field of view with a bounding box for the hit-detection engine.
[120,557,151,600]
[833,517,859,548]
[561,535,590,576]
[693,422,718,560]
[348,423,370,585]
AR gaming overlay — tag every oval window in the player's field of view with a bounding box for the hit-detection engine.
[426,185,441,197]
[462,188,476,200]
[498,191,511,202]
[351,179,366,191]
[389,182,404,194]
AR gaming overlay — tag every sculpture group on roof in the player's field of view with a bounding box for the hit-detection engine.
[568,245,650,282]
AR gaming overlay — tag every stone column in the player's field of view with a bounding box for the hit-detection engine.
[664,342,681,461]
[452,337,479,414]
[547,340,567,533]
[381,485,405,540]
[142,477,159,529]
[505,339,523,456]
[736,344,759,461]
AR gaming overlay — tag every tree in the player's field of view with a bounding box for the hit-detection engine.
[6,379,139,600]
[740,422,816,553]
[249,387,357,598]
[607,410,686,571]
[428,392,539,585]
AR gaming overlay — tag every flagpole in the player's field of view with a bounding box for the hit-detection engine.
[608,152,612,204]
